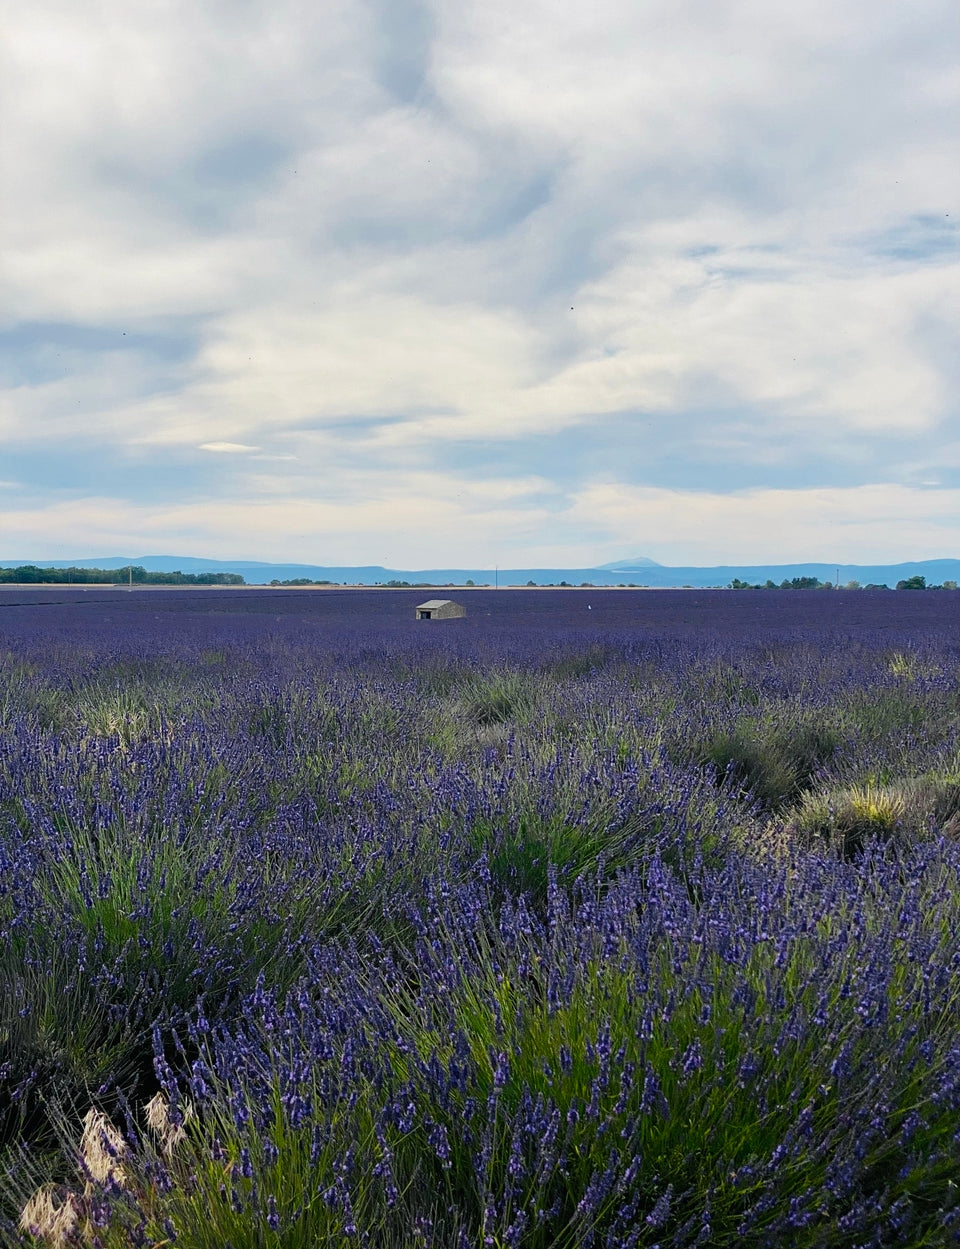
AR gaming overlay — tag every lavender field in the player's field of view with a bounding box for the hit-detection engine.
[3,588,960,1247]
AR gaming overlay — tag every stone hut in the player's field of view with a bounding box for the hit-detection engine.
[415,599,466,620]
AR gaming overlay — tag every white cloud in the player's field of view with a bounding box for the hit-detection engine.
[1,0,957,561]
[569,482,960,565]
[547,248,955,433]
[2,479,956,568]
[0,472,562,566]
[198,442,261,453]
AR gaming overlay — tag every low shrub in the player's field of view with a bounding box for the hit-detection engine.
[698,712,841,809]
[452,670,541,728]
[787,772,960,858]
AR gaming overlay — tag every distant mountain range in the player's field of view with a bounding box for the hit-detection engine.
[3,555,959,588]
[594,556,663,570]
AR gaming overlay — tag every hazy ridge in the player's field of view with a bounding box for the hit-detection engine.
[3,555,959,587]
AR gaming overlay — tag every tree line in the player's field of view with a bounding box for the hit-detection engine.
[0,565,245,585]
[728,575,957,591]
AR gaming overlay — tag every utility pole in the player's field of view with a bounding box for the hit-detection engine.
[495,564,499,589]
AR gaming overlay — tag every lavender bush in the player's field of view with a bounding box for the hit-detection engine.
[2,587,959,1246]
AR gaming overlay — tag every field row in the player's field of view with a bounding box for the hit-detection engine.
[2,590,959,1247]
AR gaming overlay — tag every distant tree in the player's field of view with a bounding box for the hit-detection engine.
[192,572,245,585]
[0,565,41,583]
[465,579,475,586]
[844,580,862,590]
[269,578,333,586]
[0,564,243,586]
[896,575,926,590]
[944,580,958,590]
[525,580,536,587]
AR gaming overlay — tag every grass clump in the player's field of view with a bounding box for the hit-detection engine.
[788,783,905,859]
[698,711,841,809]
[453,670,540,728]
[787,772,960,859]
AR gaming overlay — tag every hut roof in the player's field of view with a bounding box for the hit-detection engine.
[416,599,455,610]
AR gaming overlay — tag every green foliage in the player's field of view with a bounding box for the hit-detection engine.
[542,645,612,680]
[268,578,335,586]
[728,576,825,590]
[0,942,135,1160]
[788,784,906,859]
[699,712,841,809]
[788,772,960,858]
[454,670,541,728]
[473,812,628,905]
[0,565,244,585]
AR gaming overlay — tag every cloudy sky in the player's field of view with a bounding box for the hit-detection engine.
[1,0,957,568]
